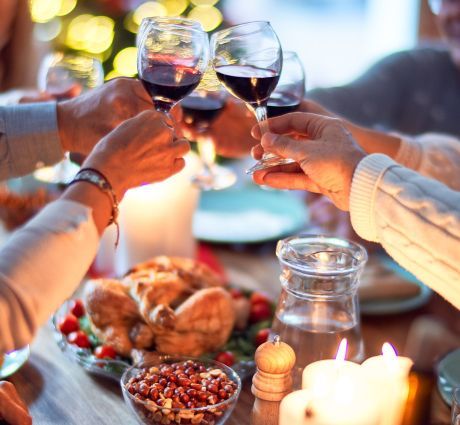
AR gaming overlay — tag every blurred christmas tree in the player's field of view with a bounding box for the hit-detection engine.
[29,0,224,79]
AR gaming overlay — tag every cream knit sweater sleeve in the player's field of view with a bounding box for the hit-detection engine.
[350,150,460,310]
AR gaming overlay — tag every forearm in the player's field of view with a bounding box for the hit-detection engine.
[0,103,63,179]
[350,154,460,309]
[345,122,401,158]
[0,183,109,352]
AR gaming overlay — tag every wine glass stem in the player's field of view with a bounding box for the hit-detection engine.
[197,134,216,171]
[154,102,175,130]
[254,104,269,134]
[253,104,275,161]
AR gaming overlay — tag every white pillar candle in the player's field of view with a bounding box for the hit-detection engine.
[279,390,313,425]
[299,339,380,425]
[361,343,413,425]
[94,153,201,276]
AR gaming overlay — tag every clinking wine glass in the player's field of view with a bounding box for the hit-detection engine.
[35,52,104,184]
[137,17,209,126]
[267,51,305,118]
[183,85,237,191]
[210,21,290,174]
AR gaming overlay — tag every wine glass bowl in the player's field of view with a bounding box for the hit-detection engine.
[210,21,289,174]
[182,87,237,191]
[137,17,209,120]
[267,51,305,118]
[37,52,104,101]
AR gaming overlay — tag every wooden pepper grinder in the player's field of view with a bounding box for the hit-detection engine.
[251,335,296,425]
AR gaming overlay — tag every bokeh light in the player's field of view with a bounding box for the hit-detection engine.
[113,47,138,77]
[190,0,219,6]
[66,15,115,54]
[162,0,189,16]
[105,69,124,81]
[30,0,61,23]
[133,2,168,26]
[57,0,77,16]
[188,5,222,31]
[34,19,62,42]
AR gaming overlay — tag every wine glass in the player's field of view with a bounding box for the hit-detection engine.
[267,51,305,118]
[183,87,237,190]
[210,21,288,174]
[137,17,209,126]
[34,52,104,184]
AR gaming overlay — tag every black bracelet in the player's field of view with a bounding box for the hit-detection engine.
[69,168,120,247]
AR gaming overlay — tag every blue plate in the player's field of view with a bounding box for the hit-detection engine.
[193,185,309,244]
[437,348,460,406]
[360,255,432,315]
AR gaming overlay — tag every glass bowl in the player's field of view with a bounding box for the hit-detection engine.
[120,357,242,425]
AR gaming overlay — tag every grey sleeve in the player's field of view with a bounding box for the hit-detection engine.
[308,51,414,129]
[0,102,64,180]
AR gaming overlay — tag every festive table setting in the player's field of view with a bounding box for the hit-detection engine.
[0,3,459,424]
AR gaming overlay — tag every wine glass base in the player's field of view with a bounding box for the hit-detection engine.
[246,157,296,175]
[191,164,237,191]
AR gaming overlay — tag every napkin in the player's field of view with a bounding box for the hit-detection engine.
[358,256,421,302]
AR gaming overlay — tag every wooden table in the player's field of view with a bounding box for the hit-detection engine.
[9,245,460,425]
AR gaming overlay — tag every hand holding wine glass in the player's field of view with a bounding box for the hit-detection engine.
[137,17,209,126]
[210,21,291,174]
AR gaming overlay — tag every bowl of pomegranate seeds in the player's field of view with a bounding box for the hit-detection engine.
[121,358,241,425]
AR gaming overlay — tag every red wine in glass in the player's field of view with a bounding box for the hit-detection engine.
[215,65,280,106]
[141,63,203,112]
[267,92,301,118]
[181,95,225,129]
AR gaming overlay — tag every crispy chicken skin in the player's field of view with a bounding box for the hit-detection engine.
[84,257,235,357]
[84,279,154,356]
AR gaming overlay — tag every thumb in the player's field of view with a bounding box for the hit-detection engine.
[261,132,307,163]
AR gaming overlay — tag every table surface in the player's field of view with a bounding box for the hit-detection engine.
[9,245,460,425]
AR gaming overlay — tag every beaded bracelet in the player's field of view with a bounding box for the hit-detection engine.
[68,168,120,247]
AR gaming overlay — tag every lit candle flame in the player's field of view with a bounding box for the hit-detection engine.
[335,338,347,362]
[382,342,397,358]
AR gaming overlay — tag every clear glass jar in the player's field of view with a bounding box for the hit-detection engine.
[271,234,367,388]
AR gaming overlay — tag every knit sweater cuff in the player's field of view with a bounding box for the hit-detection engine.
[350,154,397,242]
[393,134,423,170]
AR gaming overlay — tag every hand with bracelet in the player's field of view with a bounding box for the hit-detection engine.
[62,109,190,238]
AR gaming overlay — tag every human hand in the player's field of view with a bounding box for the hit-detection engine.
[18,90,55,104]
[83,110,190,199]
[251,113,366,211]
[56,78,153,156]
[178,97,256,158]
[0,381,32,425]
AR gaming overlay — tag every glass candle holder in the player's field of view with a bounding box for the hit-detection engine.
[271,234,367,388]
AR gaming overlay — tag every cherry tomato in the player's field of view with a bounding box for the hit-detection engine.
[215,351,235,367]
[229,288,244,299]
[249,302,272,323]
[67,331,91,349]
[70,299,85,318]
[58,314,79,335]
[254,328,271,347]
[250,292,272,306]
[94,345,117,360]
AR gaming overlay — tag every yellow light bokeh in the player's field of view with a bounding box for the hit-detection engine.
[190,0,219,6]
[161,0,189,16]
[133,2,168,25]
[66,15,115,54]
[57,0,77,16]
[113,47,138,77]
[30,0,62,23]
[105,70,124,81]
[188,5,222,32]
